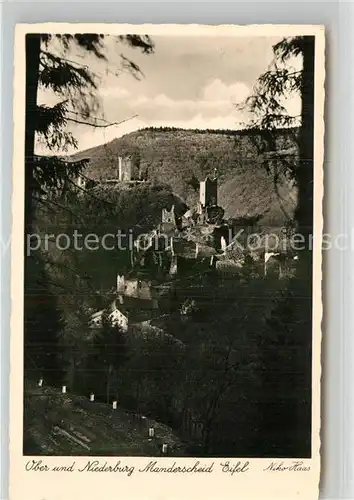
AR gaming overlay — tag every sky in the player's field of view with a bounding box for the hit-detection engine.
[37,35,302,155]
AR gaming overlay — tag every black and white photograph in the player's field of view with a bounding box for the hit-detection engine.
[17,25,323,466]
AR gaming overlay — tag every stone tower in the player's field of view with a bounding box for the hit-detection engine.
[118,156,135,181]
[199,176,218,208]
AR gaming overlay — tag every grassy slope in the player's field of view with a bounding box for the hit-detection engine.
[24,383,186,456]
[72,128,298,226]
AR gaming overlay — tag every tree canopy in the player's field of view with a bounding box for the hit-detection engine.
[239,36,315,235]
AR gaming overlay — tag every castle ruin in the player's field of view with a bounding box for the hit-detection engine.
[118,154,148,182]
[118,156,135,182]
[199,175,218,209]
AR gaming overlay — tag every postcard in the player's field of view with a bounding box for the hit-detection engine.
[10,23,325,500]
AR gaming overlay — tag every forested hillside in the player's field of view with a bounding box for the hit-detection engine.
[72,127,298,226]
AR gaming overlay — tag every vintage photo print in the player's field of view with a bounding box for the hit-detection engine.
[10,24,324,500]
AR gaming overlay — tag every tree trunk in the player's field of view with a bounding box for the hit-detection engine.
[67,355,76,390]
[295,36,315,239]
[106,364,113,404]
[202,393,221,454]
[25,34,41,237]
[24,36,41,369]
[295,37,315,450]
[203,419,213,455]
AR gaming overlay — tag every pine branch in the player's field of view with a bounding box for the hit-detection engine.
[66,113,138,128]
[260,70,302,77]
[65,176,115,206]
[41,254,96,291]
[32,154,88,195]
[35,276,78,293]
[39,51,97,91]
[33,195,85,224]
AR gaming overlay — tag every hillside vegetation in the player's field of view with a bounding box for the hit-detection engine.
[72,127,298,226]
[24,382,186,456]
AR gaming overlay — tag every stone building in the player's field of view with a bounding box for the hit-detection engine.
[76,174,87,189]
[116,274,158,309]
[110,309,128,331]
[161,206,178,232]
[118,156,135,181]
[118,153,148,182]
[199,176,218,208]
[89,302,128,332]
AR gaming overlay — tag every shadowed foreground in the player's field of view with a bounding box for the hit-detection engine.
[23,383,186,456]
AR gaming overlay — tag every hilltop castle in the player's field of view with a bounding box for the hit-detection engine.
[118,156,135,181]
[199,175,218,209]
[197,174,224,225]
[118,155,148,182]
